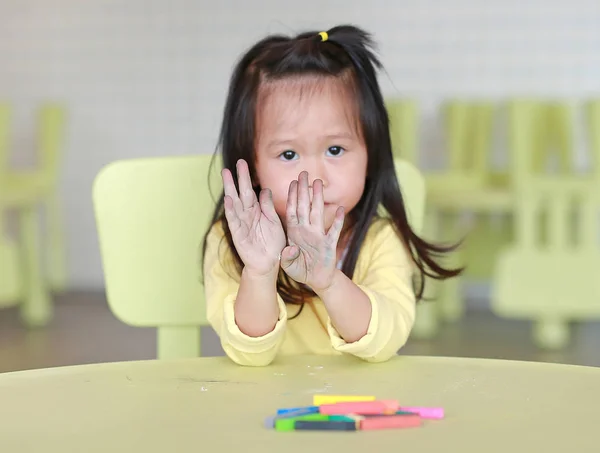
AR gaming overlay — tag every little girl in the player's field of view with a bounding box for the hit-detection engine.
[202,24,461,366]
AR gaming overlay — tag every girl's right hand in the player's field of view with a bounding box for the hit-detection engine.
[222,159,286,277]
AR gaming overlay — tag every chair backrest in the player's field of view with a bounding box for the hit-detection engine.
[0,103,9,177]
[38,104,67,184]
[93,155,425,358]
[93,154,222,358]
[393,158,426,234]
[386,99,418,164]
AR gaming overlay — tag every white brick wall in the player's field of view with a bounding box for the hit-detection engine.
[0,0,599,288]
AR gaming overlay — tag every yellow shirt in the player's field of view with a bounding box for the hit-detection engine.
[203,217,416,366]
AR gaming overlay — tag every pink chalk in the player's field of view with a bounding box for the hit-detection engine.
[320,400,399,415]
[399,406,444,419]
[360,414,422,431]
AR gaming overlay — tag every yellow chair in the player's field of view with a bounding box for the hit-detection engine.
[92,155,426,359]
[0,103,67,325]
[491,176,600,348]
[93,154,222,359]
[490,99,600,349]
[587,99,600,175]
[408,100,499,337]
[387,99,419,165]
[0,103,21,305]
[392,158,426,233]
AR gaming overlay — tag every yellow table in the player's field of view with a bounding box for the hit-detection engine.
[1,355,599,452]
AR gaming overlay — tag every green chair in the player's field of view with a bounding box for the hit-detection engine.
[392,158,425,233]
[387,99,418,165]
[92,155,426,359]
[0,103,67,325]
[490,99,600,349]
[413,100,500,337]
[587,99,600,175]
[0,103,21,306]
[92,154,222,359]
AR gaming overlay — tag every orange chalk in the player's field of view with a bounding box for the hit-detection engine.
[360,414,422,431]
[319,400,399,415]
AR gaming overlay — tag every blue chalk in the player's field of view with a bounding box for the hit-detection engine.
[276,406,319,416]
[265,407,320,429]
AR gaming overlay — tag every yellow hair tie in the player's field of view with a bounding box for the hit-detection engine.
[318,31,328,42]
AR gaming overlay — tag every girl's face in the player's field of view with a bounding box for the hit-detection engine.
[254,77,368,233]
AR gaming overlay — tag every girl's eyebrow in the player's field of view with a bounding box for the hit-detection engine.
[324,132,355,141]
[265,132,355,149]
[266,138,295,148]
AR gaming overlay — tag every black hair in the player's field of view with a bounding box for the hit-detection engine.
[202,24,462,313]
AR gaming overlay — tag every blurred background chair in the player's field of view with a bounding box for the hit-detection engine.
[386,97,600,342]
[92,155,426,359]
[387,98,508,337]
[490,98,600,349]
[0,103,67,326]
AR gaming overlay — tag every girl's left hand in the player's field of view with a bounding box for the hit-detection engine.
[280,171,345,293]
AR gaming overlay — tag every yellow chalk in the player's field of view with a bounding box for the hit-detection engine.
[313,395,376,406]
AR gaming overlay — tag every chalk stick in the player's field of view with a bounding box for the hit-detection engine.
[329,415,360,422]
[266,407,323,429]
[276,406,319,416]
[320,400,399,415]
[295,420,357,431]
[264,416,276,429]
[268,413,328,429]
[313,395,376,406]
[362,410,418,418]
[399,406,444,419]
[276,406,320,416]
[274,414,330,432]
[360,414,422,431]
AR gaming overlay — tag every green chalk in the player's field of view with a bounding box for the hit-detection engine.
[275,414,329,432]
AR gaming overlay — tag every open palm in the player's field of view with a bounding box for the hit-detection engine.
[280,171,345,292]
[222,159,286,276]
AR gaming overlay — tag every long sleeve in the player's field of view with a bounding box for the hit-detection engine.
[327,220,416,362]
[203,223,288,366]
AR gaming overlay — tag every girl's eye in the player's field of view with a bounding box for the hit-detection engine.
[327,146,345,157]
[279,150,298,161]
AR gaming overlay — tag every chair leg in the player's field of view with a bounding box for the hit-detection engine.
[438,211,464,321]
[412,207,441,338]
[45,190,67,292]
[19,205,52,326]
[157,326,201,359]
[533,317,570,349]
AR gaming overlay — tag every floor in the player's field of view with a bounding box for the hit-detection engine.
[1,291,599,374]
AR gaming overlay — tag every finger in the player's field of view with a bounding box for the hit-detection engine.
[297,171,310,224]
[279,245,299,269]
[222,167,244,217]
[259,188,281,224]
[326,206,345,245]
[222,168,239,201]
[236,159,256,210]
[223,195,242,232]
[286,179,299,226]
[309,178,324,231]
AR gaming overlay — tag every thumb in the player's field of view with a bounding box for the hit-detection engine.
[279,245,299,269]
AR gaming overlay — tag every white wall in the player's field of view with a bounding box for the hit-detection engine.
[1,0,599,289]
